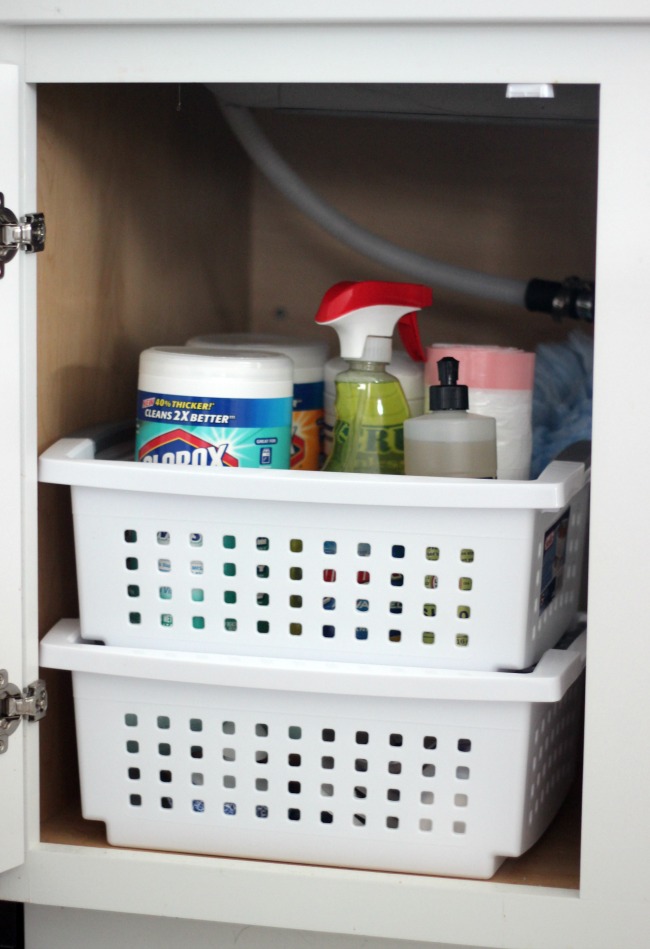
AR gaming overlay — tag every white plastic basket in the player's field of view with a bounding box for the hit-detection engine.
[38,425,590,671]
[40,619,586,880]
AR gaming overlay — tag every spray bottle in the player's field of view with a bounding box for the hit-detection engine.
[316,280,432,474]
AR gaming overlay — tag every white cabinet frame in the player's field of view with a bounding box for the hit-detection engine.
[1,7,650,947]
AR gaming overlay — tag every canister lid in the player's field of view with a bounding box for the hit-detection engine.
[139,346,294,382]
[186,333,328,372]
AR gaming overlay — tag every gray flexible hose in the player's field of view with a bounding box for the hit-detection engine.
[217,99,528,308]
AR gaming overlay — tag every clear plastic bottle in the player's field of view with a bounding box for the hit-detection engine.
[404,357,497,478]
[315,280,432,475]
[324,347,410,475]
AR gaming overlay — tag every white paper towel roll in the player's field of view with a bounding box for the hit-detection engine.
[425,345,536,480]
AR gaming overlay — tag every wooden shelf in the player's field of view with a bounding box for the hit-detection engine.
[41,777,580,889]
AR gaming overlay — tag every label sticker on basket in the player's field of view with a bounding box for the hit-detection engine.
[540,509,570,612]
[135,390,292,469]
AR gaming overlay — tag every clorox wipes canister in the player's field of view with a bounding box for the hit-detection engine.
[135,346,294,469]
[186,333,327,471]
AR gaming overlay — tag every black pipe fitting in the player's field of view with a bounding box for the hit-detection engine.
[525,276,595,322]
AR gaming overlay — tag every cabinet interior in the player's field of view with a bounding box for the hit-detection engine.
[35,82,596,886]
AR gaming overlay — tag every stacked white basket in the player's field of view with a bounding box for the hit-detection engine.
[39,424,589,879]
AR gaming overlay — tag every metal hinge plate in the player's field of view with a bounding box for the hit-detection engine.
[0,192,46,279]
[0,670,48,754]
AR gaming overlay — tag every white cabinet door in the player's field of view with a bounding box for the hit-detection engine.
[0,62,33,876]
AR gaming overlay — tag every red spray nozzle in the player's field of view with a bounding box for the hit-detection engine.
[315,280,432,363]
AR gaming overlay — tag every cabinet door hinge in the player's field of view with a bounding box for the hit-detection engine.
[0,670,48,754]
[0,192,46,278]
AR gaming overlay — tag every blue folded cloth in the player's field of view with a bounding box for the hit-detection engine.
[532,330,593,477]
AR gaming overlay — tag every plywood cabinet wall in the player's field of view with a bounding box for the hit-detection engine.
[34,81,596,833]
[36,84,252,824]
[37,82,598,449]
[248,106,598,351]
[36,83,251,454]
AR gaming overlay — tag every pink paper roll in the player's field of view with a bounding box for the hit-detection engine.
[425,345,536,479]
[425,345,535,391]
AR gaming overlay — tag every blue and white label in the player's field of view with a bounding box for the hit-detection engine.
[135,390,292,469]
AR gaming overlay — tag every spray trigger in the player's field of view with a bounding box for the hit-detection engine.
[397,312,426,362]
[315,280,432,363]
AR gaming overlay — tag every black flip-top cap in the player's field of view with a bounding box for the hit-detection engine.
[429,356,469,411]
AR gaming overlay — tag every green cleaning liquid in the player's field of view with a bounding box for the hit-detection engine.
[323,360,410,474]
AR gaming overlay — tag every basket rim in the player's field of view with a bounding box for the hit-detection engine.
[41,618,587,704]
[39,427,590,512]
